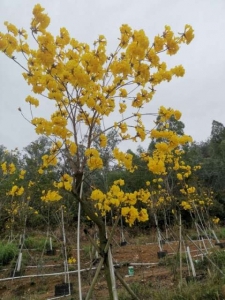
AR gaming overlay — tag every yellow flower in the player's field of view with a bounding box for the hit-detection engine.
[4,22,18,36]
[184,25,194,44]
[119,102,127,114]
[9,163,16,174]
[28,181,35,187]
[171,66,185,78]
[87,157,103,170]
[68,257,76,264]
[187,187,195,194]
[19,169,26,179]
[25,96,39,107]
[177,173,183,180]
[173,110,182,120]
[137,208,149,222]
[85,148,103,170]
[113,179,125,186]
[212,217,220,224]
[181,201,191,210]
[41,190,62,202]
[69,142,77,155]
[154,36,165,52]
[8,185,24,196]
[119,122,128,133]
[121,206,139,226]
[119,89,128,98]
[99,134,107,148]
[1,162,7,174]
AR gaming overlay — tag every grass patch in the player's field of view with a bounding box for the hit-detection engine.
[0,242,18,266]
[118,276,225,300]
[24,236,57,251]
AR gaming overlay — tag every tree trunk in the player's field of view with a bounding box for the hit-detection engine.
[72,186,117,299]
[98,221,117,300]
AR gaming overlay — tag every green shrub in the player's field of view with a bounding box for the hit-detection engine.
[216,228,225,240]
[197,249,225,271]
[118,275,224,300]
[24,236,49,251]
[0,242,18,266]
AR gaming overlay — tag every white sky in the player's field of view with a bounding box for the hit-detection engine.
[0,0,225,151]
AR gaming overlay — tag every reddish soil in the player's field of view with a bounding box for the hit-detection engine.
[0,231,216,300]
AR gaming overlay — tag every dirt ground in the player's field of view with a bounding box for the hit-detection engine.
[0,230,216,300]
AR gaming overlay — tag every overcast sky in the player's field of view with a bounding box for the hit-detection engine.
[0,0,225,152]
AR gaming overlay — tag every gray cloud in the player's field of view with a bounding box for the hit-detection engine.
[0,0,224,151]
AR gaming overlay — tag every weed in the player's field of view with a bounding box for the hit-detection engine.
[24,236,54,251]
[0,242,18,266]
[216,228,225,240]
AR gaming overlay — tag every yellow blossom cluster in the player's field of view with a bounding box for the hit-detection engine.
[31,117,72,140]
[25,96,39,107]
[19,170,26,179]
[41,154,58,168]
[1,162,16,175]
[121,206,148,226]
[180,201,192,210]
[144,177,173,209]
[142,107,194,175]
[0,4,194,158]
[113,148,136,172]
[90,180,149,226]
[157,106,182,123]
[54,173,73,191]
[180,188,214,211]
[212,217,220,224]
[68,257,76,264]
[99,133,107,148]
[41,190,62,202]
[85,148,103,170]
[38,153,58,174]
[7,185,24,196]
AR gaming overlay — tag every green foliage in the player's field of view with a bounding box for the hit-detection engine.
[193,250,225,273]
[118,277,224,300]
[208,250,225,270]
[0,242,18,266]
[24,236,51,251]
[216,228,225,240]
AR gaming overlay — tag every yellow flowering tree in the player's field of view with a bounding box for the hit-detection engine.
[0,4,194,298]
[0,142,65,238]
[0,149,27,237]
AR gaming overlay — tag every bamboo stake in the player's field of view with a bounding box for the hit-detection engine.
[0,266,103,282]
[186,246,196,277]
[85,257,105,300]
[85,216,120,300]
[108,247,118,300]
[105,217,118,300]
[17,253,22,272]
[61,207,71,294]
[49,237,53,251]
[179,212,182,285]
[77,173,84,300]
[211,229,220,243]
[154,213,162,251]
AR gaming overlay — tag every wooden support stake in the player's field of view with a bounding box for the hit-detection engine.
[186,246,196,277]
